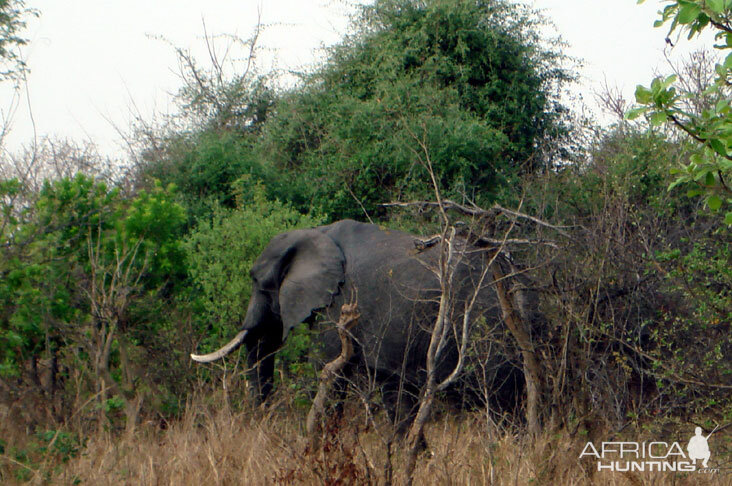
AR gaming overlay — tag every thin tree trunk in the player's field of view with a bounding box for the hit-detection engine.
[492,264,542,438]
[306,301,359,445]
[124,394,143,437]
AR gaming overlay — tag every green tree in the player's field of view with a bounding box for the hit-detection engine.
[257,0,574,220]
[0,175,118,379]
[184,185,320,349]
[630,0,732,224]
[134,32,277,224]
[139,129,272,223]
[0,174,186,428]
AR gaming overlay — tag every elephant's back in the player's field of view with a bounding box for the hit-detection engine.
[319,220,449,378]
[321,220,441,300]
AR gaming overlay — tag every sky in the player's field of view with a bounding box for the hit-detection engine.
[0,0,713,160]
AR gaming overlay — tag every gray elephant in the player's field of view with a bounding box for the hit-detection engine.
[191,219,533,428]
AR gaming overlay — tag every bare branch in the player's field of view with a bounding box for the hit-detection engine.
[306,298,360,444]
[381,199,572,237]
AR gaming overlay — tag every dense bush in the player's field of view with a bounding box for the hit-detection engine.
[0,175,188,429]
[515,127,731,428]
[184,185,321,350]
[256,0,573,220]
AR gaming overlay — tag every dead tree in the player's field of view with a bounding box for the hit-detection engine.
[403,225,498,484]
[306,298,360,446]
[396,123,561,485]
[491,262,542,437]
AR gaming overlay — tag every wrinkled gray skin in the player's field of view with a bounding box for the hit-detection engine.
[192,220,532,428]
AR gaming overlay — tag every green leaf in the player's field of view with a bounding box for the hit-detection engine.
[625,107,648,120]
[661,74,678,89]
[690,153,704,165]
[725,211,732,225]
[724,52,732,69]
[709,138,727,156]
[694,13,710,31]
[707,0,725,14]
[677,3,702,24]
[668,177,685,190]
[707,194,723,211]
[650,111,668,127]
[635,85,653,104]
[705,171,715,186]
[687,188,703,197]
[651,77,661,93]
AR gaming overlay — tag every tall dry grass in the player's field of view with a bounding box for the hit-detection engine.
[1,393,728,485]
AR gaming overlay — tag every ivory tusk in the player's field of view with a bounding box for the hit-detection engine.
[190,330,249,363]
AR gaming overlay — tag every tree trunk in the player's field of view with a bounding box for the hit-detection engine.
[492,264,543,438]
[306,301,359,446]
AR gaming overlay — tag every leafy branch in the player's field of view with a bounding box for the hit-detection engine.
[630,0,732,223]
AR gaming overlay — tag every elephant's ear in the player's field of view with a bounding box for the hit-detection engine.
[279,230,345,340]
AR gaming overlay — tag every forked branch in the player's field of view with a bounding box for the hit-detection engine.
[306,298,360,444]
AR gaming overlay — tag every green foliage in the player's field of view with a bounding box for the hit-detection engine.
[651,236,731,397]
[257,0,573,220]
[137,67,277,223]
[123,181,187,283]
[184,185,320,349]
[34,430,84,464]
[0,429,83,482]
[0,174,185,406]
[140,129,274,223]
[276,324,319,409]
[102,395,125,414]
[632,0,732,223]
[1,174,112,377]
[540,129,687,219]
[0,0,37,80]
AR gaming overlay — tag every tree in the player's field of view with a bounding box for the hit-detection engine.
[0,0,36,80]
[184,185,320,351]
[0,174,186,428]
[257,0,574,220]
[630,0,732,224]
[131,27,277,224]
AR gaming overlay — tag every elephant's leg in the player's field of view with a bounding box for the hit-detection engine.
[381,376,416,433]
[381,376,428,450]
[330,359,357,417]
[246,338,277,403]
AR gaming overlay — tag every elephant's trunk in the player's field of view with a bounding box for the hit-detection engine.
[190,330,249,362]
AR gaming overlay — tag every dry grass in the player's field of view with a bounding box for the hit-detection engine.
[1,395,729,485]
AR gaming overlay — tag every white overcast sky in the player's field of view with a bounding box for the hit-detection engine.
[0,0,712,160]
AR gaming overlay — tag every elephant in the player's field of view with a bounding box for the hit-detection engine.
[191,219,534,429]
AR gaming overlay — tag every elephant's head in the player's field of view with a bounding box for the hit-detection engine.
[190,228,345,363]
